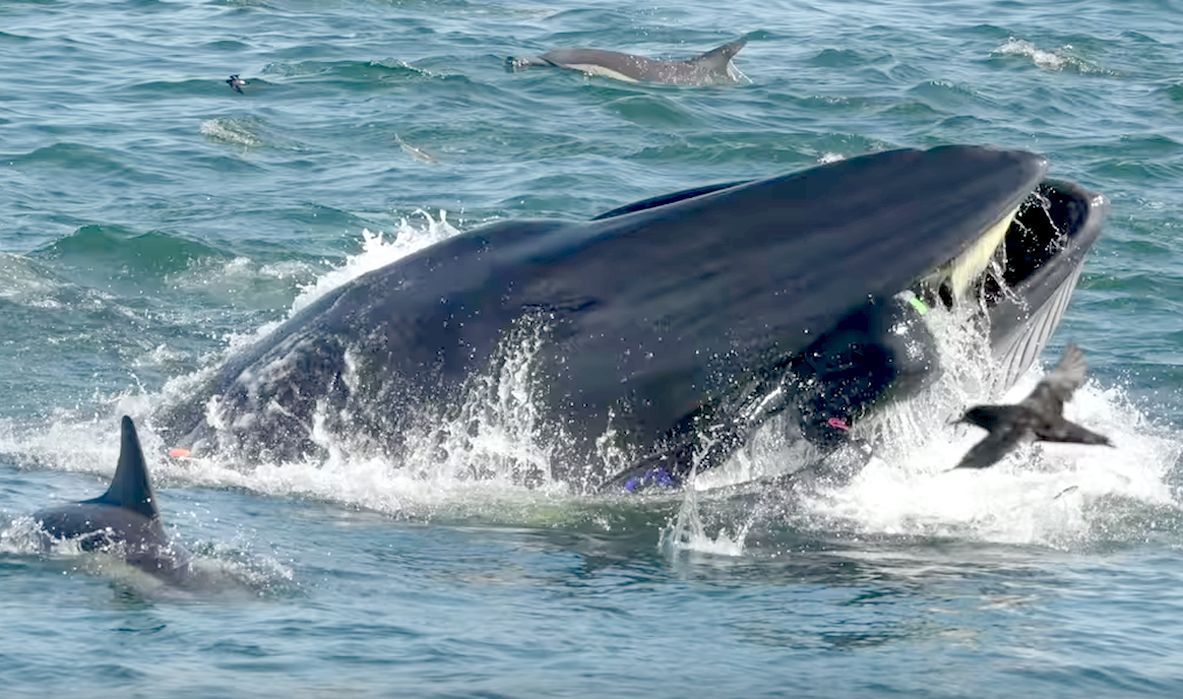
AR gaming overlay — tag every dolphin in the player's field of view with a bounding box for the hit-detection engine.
[33,416,190,581]
[506,38,748,86]
[154,145,1107,493]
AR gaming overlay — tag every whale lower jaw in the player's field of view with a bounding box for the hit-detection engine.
[983,180,1107,389]
[993,260,1082,390]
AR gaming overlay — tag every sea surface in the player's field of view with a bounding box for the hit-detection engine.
[2,0,1183,696]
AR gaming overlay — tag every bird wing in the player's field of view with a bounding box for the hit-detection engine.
[1037,417,1112,446]
[1021,343,1087,415]
[953,423,1027,470]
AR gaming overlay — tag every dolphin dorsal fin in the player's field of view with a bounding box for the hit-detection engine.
[87,416,160,521]
[693,38,747,69]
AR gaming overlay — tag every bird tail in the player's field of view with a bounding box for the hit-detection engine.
[1052,419,1112,446]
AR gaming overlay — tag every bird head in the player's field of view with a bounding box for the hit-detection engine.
[955,406,995,429]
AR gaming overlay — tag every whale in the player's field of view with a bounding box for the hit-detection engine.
[155,145,1107,493]
[506,38,747,86]
[33,416,190,580]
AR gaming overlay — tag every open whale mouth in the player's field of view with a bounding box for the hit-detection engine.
[982,179,1107,386]
[913,177,1107,387]
[920,179,1105,311]
[787,173,1106,455]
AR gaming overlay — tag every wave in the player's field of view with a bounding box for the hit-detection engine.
[807,47,892,68]
[603,94,701,128]
[0,31,35,43]
[10,143,155,182]
[630,133,879,167]
[0,253,68,309]
[33,225,231,278]
[905,79,993,109]
[1160,82,1183,103]
[260,58,449,88]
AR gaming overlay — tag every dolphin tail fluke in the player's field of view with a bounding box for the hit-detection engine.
[693,37,748,70]
[86,416,161,521]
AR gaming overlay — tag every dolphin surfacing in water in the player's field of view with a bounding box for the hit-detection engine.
[156,145,1106,493]
[507,38,748,86]
[33,417,189,580]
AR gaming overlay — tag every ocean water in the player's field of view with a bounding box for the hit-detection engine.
[2,0,1183,696]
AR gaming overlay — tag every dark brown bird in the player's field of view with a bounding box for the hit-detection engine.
[226,74,246,94]
[953,344,1112,470]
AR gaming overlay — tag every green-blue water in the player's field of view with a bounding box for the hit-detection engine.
[2,0,1183,696]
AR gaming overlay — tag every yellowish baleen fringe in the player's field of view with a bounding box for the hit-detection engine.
[926,206,1018,301]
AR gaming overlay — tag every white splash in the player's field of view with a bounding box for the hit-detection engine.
[0,516,47,555]
[0,315,572,524]
[199,118,264,148]
[132,343,190,369]
[796,303,1181,547]
[662,477,749,557]
[151,211,462,413]
[661,432,755,557]
[992,38,1102,74]
[394,317,569,493]
[171,256,317,292]
[288,211,459,317]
